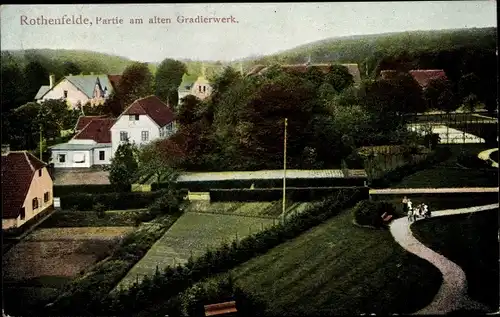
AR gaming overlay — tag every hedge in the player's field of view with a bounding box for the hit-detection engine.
[152,177,366,191]
[369,147,452,188]
[209,187,359,202]
[60,191,166,211]
[43,187,368,316]
[53,184,131,197]
[353,200,397,228]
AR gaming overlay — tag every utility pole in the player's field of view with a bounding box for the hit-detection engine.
[39,124,43,160]
[281,118,288,224]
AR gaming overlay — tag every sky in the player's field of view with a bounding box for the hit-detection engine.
[0,2,497,63]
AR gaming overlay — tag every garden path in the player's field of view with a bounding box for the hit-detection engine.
[389,203,499,315]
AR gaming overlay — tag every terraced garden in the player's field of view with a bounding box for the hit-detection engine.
[114,202,291,291]
[2,226,135,315]
[185,201,312,219]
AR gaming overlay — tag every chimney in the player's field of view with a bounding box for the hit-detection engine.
[1,144,10,156]
[49,74,55,89]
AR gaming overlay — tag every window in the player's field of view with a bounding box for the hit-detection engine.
[39,169,42,177]
[73,153,85,163]
[120,131,128,141]
[63,90,68,98]
[99,150,105,160]
[32,198,39,210]
[203,86,206,93]
[58,154,66,163]
[160,129,165,138]
[199,85,202,92]
[20,208,26,220]
[141,131,149,142]
[44,192,50,203]
[129,115,140,121]
[135,114,140,120]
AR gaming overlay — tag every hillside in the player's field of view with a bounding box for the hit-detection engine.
[231,27,497,77]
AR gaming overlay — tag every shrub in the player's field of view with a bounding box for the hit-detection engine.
[353,200,396,228]
[53,184,131,197]
[94,203,107,218]
[60,191,166,211]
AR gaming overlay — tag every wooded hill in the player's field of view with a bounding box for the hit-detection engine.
[234,27,497,77]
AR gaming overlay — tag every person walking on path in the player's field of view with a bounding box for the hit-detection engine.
[402,196,409,214]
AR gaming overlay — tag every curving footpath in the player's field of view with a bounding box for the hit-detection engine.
[389,203,499,315]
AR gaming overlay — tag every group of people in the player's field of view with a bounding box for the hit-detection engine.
[402,196,431,222]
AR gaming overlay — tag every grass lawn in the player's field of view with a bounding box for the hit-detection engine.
[114,211,276,290]
[449,123,498,145]
[38,209,144,228]
[226,208,443,315]
[185,201,312,219]
[392,144,498,188]
[412,209,499,311]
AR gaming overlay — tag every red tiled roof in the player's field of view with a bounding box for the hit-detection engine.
[107,75,122,90]
[75,115,108,131]
[122,95,175,127]
[409,69,447,88]
[73,118,116,143]
[2,152,47,219]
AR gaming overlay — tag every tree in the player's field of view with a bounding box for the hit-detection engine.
[108,141,139,189]
[176,95,202,127]
[325,65,354,93]
[24,61,50,102]
[209,66,242,102]
[424,77,457,143]
[1,60,28,112]
[138,140,182,184]
[116,62,154,108]
[155,59,187,106]
[62,61,81,75]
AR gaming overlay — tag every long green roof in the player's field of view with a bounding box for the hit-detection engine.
[65,74,115,98]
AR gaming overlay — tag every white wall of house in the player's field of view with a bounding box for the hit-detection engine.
[92,147,113,165]
[110,114,161,156]
[51,149,93,168]
[68,139,96,145]
[40,79,90,109]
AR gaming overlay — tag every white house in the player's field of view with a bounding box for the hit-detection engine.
[110,95,177,156]
[35,73,121,109]
[49,118,116,168]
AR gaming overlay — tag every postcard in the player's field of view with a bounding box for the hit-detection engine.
[1,2,498,317]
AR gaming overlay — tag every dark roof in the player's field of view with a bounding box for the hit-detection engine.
[121,95,175,127]
[2,151,47,219]
[74,115,108,131]
[73,118,116,143]
[409,69,447,88]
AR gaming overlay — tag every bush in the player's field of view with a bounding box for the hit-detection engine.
[53,184,131,197]
[94,203,107,219]
[60,191,166,211]
[353,200,396,228]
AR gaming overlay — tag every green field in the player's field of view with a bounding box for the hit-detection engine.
[114,211,277,290]
[412,209,499,311]
[185,201,312,219]
[392,144,498,188]
[225,208,442,315]
[38,210,144,228]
